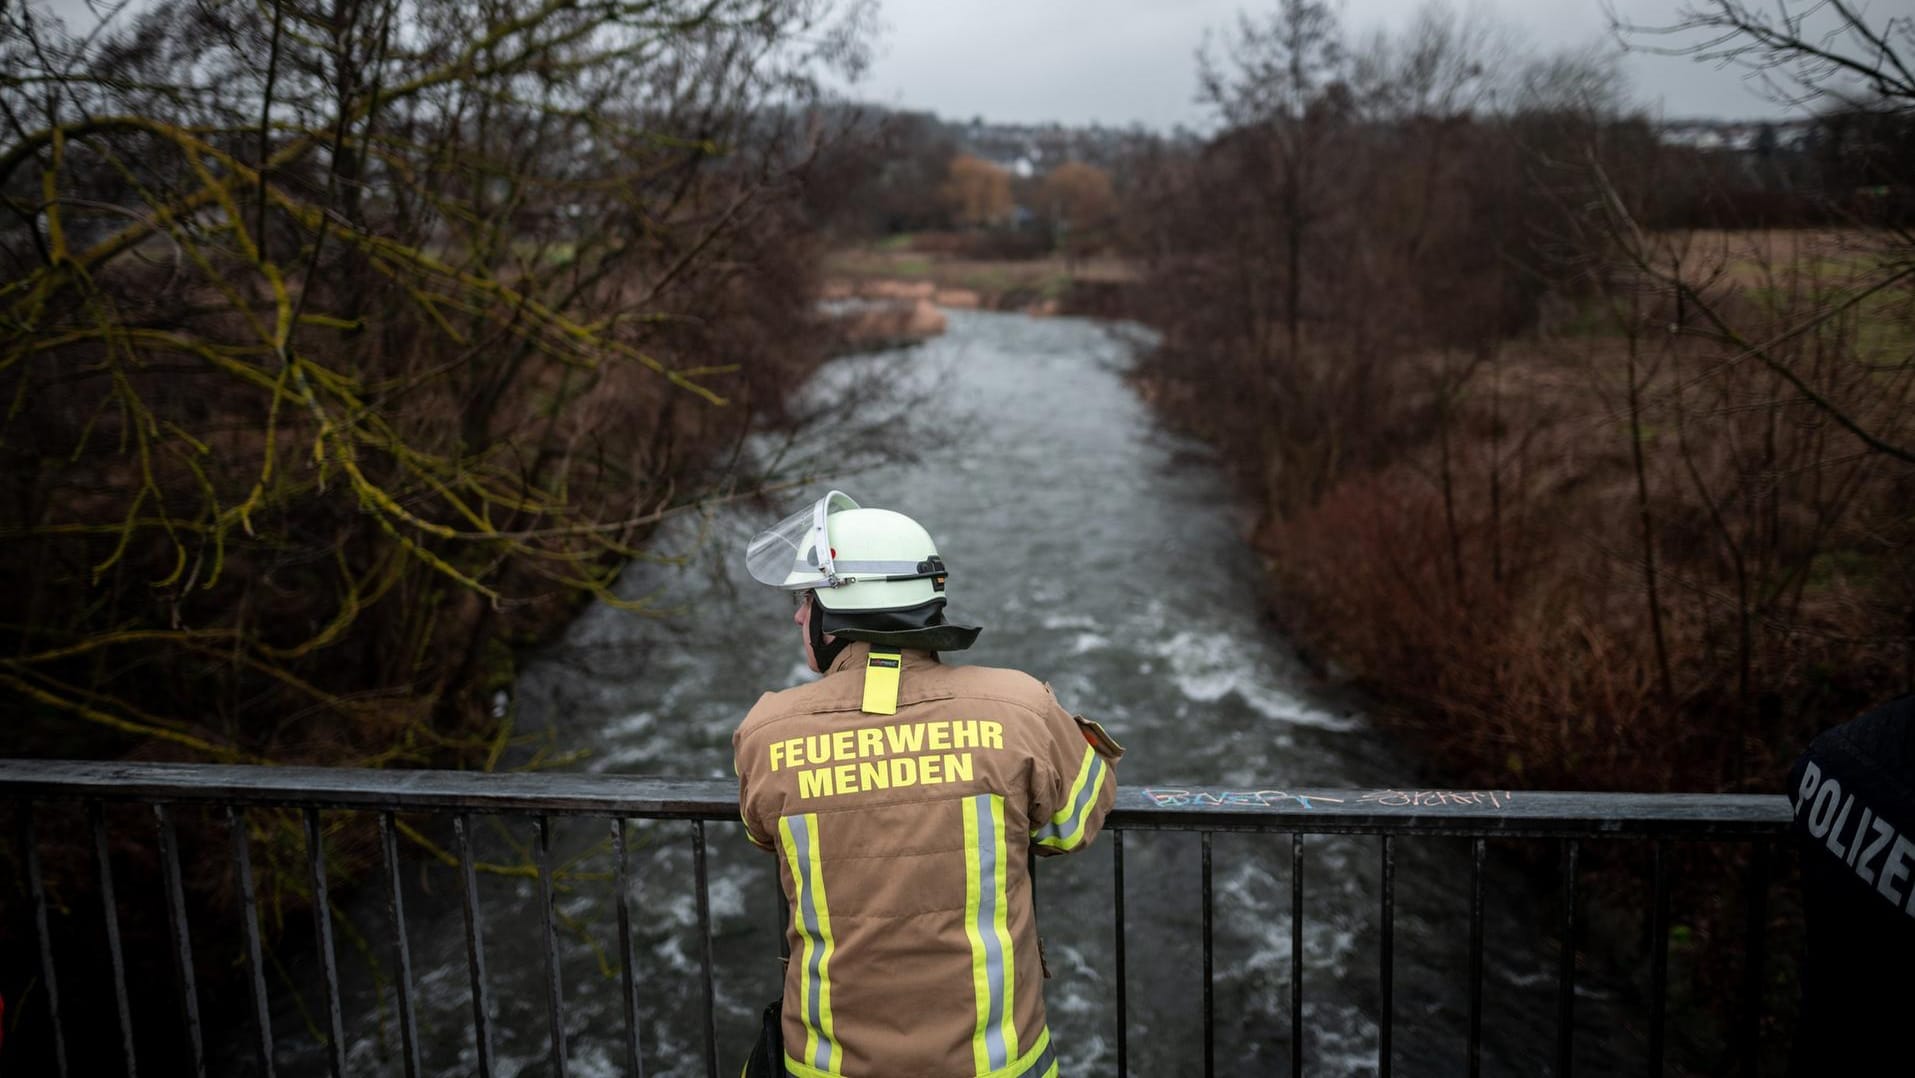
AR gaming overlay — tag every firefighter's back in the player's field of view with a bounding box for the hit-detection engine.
[737,647,1106,1078]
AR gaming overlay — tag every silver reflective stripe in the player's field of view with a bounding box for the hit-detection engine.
[788,815,836,1070]
[1021,1040,1057,1078]
[972,794,1010,1070]
[1034,753,1106,848]
[830,559,926,574]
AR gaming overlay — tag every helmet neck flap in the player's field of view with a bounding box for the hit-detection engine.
[818,597,982,653]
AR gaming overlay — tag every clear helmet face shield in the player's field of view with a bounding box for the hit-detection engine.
[746,490,861,590]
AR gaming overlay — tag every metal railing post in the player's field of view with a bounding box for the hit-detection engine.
[536,815,569,1078]
[693,820,718,1078]
[612,818,648,1078]
[304,808,347,1078]
[1201,830,1214,1078]
[89,801,139,1078]
[154,804,206,1078]
[454,813,496,1078]
[1557,839,1581,1078]
[1649,839,1671,1077]
[19,802,71,1078]
[1738,841,1772,1078]
[227,807,275,1078]
[1291,832,1304,1078]
[1468,837,1486,1078]
[1379,834,1395,1078]
[1113,829,1128,1078]
[378,811,423,1078]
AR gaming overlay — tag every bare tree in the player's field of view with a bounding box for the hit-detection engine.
[1608,0,1915,111]
[1200,0,1343,366]
[0,0,869,764]
[1192,0,1351,513]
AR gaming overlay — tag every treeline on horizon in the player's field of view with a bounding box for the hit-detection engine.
[806,50,1910,262]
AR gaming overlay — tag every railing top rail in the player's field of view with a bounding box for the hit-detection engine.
[0,760,1792,837]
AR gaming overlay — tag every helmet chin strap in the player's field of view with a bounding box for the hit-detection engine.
[808,591,851,671]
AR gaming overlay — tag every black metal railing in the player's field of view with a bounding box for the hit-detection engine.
[1,761,1792,1078]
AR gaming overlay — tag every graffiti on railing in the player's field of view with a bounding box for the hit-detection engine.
[1141,787,1517,810]
[1142,788,1339,809]
[1356,789,1515,809]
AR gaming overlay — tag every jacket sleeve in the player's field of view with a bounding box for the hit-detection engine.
[733,703,776,852]
[1029,685,1124,855]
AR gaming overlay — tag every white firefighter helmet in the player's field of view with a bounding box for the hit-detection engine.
[745,490,948,610]
[746,490,980,651]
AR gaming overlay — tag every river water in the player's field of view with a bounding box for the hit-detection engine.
[262,310,1660,1077]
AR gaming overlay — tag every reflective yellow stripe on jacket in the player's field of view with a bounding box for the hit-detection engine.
[783,1024,1058,1078]
[963,793,1018,1072]
[779,813,840,1073]
[1033,744,1108,852]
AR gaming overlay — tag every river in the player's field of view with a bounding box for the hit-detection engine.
[261,309,1658,1077]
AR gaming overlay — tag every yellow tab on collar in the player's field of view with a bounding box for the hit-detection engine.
[861,650,902,715]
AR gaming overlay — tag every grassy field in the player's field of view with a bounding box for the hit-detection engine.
[824,236,1138,304]
[1662,229,1914,370]
[1653,228,1899,286]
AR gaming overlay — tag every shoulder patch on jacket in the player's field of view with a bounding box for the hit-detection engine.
[1074,715,1125,761]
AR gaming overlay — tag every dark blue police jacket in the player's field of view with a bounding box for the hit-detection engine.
[1787,694,1915,1073]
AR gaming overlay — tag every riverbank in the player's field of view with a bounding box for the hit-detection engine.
[823,238,1142,324]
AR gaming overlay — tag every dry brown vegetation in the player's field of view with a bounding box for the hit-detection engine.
[1262,259,1915,794]
[825,238,1138,313]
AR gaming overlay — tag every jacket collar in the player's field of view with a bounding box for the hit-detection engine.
[825,641,938,677]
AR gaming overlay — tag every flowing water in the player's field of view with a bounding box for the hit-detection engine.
[257,310,1662,1077]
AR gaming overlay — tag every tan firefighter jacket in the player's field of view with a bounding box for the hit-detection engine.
[734,642,1124,1078]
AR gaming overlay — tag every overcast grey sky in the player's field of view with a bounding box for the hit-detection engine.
[844,0,1833,128]
[37,0,1869,126]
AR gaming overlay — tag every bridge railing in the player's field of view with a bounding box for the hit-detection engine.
[0,760,1792,1078]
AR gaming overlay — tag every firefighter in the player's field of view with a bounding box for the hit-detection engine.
[734,491,1123,1078]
